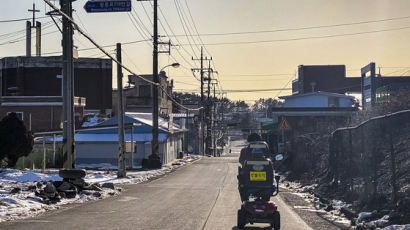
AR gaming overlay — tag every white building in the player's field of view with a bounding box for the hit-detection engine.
[280,91,356,108]
[75,112,186,168]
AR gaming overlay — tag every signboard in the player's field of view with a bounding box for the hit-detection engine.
[84,0,131,13]
[279,119,291,131]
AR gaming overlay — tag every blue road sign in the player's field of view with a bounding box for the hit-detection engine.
[84,1,131,13]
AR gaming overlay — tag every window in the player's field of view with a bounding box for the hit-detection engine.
[139,85,151,97]
[7,112,24,121]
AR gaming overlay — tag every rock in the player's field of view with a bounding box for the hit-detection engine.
[57,182,73,192]
[0,201,10,206]
[10,187,21,194]
[341,207,357,220]
[325,205,334,212]
[36,182,43,189]
[44,183,57,194]
[397,197,410,213]
[59,192,66,199]
[92,192,101,198]
[358,212,372,221]
[101,183,115,190]
[27,185,37,191]
[70,178,86,187]
[81,190,92,196]
[59,169,86,180]
[65,191,77,199]
[83,184,102,192]
[52,181,63,188]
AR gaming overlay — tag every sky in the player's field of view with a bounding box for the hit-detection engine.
[2,0,410,103]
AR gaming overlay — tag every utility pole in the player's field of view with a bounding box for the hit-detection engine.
[60,0,75,169]
[150,0,162,168]
[205,61,213,156]
[137,0,171,168]
[192,47,211,156]
[117,43,126,177]
[211,80,217,156]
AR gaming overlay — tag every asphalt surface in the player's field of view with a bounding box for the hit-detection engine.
[3,140,347,230]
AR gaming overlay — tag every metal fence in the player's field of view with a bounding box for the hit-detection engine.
[16,135,64,170]
[329,110,410,205]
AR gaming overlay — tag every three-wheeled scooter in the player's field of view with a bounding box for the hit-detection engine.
[237,141,283,230]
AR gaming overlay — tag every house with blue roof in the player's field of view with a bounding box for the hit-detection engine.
[75,112,187,168]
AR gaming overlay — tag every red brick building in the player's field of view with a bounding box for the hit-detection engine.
[0,96,86,132]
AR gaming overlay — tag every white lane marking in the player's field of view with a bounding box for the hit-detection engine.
[118,196,140,202]
[24,220,54,223]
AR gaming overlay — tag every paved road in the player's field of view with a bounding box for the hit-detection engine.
[3,140,337,230]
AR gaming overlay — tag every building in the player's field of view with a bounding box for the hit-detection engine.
[171,113,198,154]
[0,56,112,113]
[113,72,173,115]
[280,91,357,108]
[361,62,410,109]
[270,91,358,155]
[75,112,186,167]
[292,65,361,95]
[292,63,410,110]
[0,96,86,132]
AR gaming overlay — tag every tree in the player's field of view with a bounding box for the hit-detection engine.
[252,98,282,112]
[0,113,34,167]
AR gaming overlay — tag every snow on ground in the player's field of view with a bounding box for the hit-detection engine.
[0,155,201,223]
[279,176,410,229]
[383,224,410,230]
[279,178,351,226]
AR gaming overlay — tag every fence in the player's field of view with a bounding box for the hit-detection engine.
[329,110,410,205]
[15,135,64,170]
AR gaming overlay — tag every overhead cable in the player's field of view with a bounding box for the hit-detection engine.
[42,0,202,112]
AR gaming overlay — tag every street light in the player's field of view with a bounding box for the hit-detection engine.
[160,62,180,72]
[148,62,180,169]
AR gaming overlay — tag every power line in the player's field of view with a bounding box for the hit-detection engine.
[127,12,152,47]
[42,0,202,112]
[173,0,200,59]
[131,6,152,37]
[157,5,198,66]
[175,88,293,93]
[169,15,410,37]
[180,25,410,46]
[175,0,201,53]
[42,39,150,55]
[0,16,48,23]
[0,28,59,46]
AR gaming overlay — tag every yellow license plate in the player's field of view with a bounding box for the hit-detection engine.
[250,171,266,181]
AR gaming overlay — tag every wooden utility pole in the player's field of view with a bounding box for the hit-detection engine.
[61,0,75,169]
[117,43,126,177]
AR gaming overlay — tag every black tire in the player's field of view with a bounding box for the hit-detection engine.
[270,211,280,230]
[237,209,246,229]
[59,169,86,179]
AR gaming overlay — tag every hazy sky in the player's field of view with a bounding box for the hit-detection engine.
[2,0,410,102]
